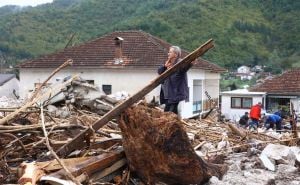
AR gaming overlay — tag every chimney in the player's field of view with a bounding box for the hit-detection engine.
[114,37,124,64]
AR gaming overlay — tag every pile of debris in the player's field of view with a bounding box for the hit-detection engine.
[1,42,300,184]
[0,75,299,185]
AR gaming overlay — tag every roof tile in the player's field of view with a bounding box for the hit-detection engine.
[18,30,225,72]
[250,69,300,95]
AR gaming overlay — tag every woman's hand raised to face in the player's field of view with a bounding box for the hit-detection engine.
[165,59,172,69]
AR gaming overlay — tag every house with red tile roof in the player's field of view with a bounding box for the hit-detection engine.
[18,30,225,118]
[250,69,300,113]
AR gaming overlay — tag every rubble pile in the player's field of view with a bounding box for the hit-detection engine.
[0,76,299,185]
[0,77,126,185]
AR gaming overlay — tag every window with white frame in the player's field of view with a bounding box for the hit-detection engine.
[231,97,252,109]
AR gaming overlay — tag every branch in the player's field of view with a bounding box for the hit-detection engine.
[29,59,73,102]
[39,104,82,185]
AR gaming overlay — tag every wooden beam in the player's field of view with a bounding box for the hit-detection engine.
[56,39,214,157]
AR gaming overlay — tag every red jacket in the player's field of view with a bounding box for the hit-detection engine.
[250,104,261,120]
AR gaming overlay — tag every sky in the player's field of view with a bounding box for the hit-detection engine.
[0,0,53,7]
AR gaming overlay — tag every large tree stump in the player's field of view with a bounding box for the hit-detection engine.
[119,104,227,185]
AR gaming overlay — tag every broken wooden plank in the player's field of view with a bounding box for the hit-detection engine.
[56,39,214,157]
[35,157,92,172]
[40,150,125,184]
[228,123,247,138]
[290,102,299,142]
[18,162,45,185]
[90,158,127,182]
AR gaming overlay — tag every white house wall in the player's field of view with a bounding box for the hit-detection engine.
[204,79,220,101]
[181,69,220,118]
[19,68,161,101]
[0,78,19,98]
[19,68,221,119]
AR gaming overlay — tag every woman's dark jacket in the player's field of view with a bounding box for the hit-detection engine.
[157,58,189,104]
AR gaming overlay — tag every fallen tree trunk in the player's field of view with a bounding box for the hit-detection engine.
[119,104,227,185]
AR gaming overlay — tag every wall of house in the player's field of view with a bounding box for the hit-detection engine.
[0,78,19,98]
[221,95,264,122]
[19,68,160,100]
[204,78,220,105]
[19,68,221,119]
[180,69,220,118]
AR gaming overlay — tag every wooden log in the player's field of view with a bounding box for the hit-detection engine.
[18,162,45,185]
[227,123,246,138]
[290,102,299,141]
[227,123,280,141]
[119,104,227,184]
[56,39,214,157]
[90,158,127,182]
[36,157,92,172]
[40,150,125,184]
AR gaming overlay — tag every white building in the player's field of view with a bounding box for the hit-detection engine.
[237,65,250,74]
[236,65,255,80]
[221,89,266,121]
[18,31,225,118]
[0,74,19,98]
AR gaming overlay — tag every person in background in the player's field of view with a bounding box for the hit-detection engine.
[239,112,249,128]
[157,46,190,115]
[249,102,262,130]
[265,113,282,133]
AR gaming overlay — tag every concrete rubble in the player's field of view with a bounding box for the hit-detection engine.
[0,76,299,185]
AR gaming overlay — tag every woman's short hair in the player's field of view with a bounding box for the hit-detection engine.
[170,46,181,58]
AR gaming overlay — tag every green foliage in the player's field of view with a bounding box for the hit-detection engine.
[0,0,298,72]
[220,77,251,91]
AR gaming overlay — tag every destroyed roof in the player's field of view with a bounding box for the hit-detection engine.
[0,74,16,86]
[249,69,300,95]
[17,30,226,72]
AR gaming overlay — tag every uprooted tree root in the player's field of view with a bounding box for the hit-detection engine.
[119,104,227,185]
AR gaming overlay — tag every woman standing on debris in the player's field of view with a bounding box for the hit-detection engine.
[157,46,189,115]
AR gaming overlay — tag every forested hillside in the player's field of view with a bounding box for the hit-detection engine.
[0,0,299,72]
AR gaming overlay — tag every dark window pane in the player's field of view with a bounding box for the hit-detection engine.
[242,98,252,108]
[102,85,112,95]
[231,97,241,108]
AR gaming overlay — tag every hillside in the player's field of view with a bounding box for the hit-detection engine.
[0,0,299,71]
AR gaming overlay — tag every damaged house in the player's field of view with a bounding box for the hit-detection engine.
[0,74,19,98]
[17,30,225,118]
